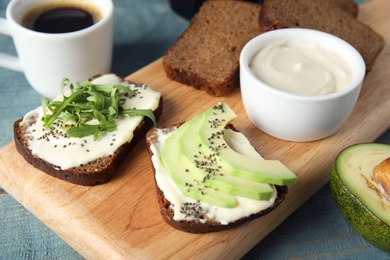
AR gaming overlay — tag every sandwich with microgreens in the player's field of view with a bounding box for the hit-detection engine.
[14,73,162,186]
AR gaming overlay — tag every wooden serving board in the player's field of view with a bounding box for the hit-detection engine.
[1,1,389,258]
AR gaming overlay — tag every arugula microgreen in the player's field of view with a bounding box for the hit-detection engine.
[42,78,156,141]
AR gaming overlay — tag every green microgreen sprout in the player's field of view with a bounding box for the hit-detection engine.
[42,78,156,141]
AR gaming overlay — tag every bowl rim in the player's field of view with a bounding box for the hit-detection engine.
[240,28,366,101]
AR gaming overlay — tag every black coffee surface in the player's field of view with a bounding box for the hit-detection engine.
[33,7,94,33]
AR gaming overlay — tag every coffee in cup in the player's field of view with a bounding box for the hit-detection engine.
[0,0,114,98]
[21,2,103,33]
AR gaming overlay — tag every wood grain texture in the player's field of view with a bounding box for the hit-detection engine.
[0,0,389,259]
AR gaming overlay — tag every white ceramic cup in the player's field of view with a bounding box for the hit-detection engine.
[240,28,366,142]
[0,0,114,98]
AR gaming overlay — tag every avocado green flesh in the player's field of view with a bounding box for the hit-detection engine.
[331,143,390,252]
[161,102,297,208]
[178,112,275,200]
[160,118,238,208]
[196,103,297,186]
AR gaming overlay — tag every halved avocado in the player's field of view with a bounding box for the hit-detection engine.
[330,143,390,252]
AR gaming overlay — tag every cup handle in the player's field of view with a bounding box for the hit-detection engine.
[0,18,23,72]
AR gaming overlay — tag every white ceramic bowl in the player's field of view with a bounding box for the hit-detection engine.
[240,28,366,142]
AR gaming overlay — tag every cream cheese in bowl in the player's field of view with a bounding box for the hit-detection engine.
[240,28,366,142]
[249,40,354,96]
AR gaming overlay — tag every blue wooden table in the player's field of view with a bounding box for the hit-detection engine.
[1,0,389,259]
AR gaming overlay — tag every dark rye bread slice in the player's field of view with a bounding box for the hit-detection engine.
[259,0,385,72]
[146,125,288,233]
[14,76,163,186]
[163,1,262,96]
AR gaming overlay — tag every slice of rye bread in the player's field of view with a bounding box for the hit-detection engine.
[162,1,262,97]
[145,125,288,233]
[259,0,385,72]
[14,75,163,186]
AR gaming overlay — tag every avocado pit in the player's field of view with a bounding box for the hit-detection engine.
[374,157,390,202]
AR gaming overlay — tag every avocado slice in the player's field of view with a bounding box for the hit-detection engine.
[178,110,275,200]
[161,116,238,208]
[161,102,297,208]
[330,143,390,252]
[195,102,297,185]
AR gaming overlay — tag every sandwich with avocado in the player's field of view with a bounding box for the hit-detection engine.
[146,102,297,233]
[14,73,162,186]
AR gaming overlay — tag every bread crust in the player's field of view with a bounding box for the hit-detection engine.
[335,0,359,17]
[146,126,288,233]
[14,76,163,186]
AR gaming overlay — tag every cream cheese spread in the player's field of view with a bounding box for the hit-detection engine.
[150,127,277,224]
[20,74,161,170]
[249,40,353,96]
